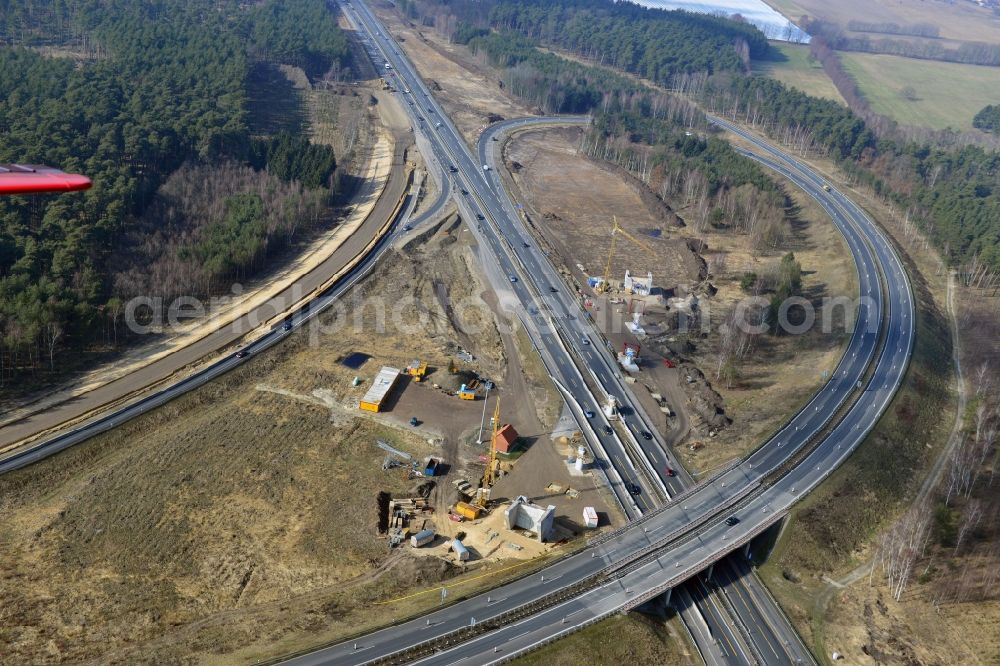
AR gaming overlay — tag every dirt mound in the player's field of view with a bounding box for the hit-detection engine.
[681,365,731,431]
[434,369,479,392]
[392,553,460,585]
[377,491,392,533]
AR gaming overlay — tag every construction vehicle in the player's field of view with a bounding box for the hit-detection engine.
[475,398,501,509]
[457,383,477,400]
[406,359,428,382]
[597,216,657,294]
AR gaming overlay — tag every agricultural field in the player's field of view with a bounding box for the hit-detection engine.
[753,43,844,104]
[840,52,1000,131]
[764,0,1000,44]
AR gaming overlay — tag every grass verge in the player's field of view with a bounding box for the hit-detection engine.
[508,613,697,666]
[758,213,955,660]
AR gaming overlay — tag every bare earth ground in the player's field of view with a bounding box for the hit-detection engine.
[799,278,1000,666]
[371,0,534,143]
[0,69,399,441]
[0,214,608,664]
[503,126,854,473]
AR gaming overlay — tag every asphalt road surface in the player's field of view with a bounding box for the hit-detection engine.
[284,3,913,664]
[0,137,415,472]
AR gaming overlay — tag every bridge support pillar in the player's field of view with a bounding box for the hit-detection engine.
[703,563,714,582]
[743,542,752,560]
[634,588,673,618]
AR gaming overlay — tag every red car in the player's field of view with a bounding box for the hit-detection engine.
[665,467,676,477]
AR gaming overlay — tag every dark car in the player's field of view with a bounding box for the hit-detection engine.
[603,425,613,436]
[725,516,740,526]
[549,286,558,293]
[641,430,653,441]
[627,483,641,496]
[522,242,529,248]
[584,410,595,418]
[476,213,485,220]
[460,189,469,195]
[235,350,249,359]
[283,321,293,332]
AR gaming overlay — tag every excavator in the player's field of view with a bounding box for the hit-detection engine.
[0,163,91,195]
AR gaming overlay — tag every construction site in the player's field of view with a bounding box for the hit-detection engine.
[0,195,615,665]
[500,125,857,474]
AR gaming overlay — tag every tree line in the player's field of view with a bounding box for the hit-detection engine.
[806,18,1000,67]
[973,105,1000,134]
[846,20,940,39]
[399,0,767,82]
[466,32,642,114]
[703,74,1000,272]
[0,0,350,388]
[415,0,1000,276]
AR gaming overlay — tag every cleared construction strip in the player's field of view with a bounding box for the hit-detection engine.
[0,146,414,459]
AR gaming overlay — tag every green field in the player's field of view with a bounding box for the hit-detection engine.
[753,42,845,104]
[840,52,1000,131]
[510,614,694,666]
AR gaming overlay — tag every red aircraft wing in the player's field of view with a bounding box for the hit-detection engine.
[0,164,92,195]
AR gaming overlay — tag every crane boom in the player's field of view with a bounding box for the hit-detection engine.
[599,216,657,292]
[477,397,501,507]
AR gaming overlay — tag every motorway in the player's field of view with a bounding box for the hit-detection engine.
[480,116,806,665]
[349,8,673,519]
[0,119,414,460]
[0,147,416,473]
[0,0,915,661]
[284,2,915,664]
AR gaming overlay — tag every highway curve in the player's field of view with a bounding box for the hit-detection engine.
[279,5,914,660]
[0,131,415,472]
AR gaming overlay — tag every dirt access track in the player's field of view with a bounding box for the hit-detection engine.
[0,88,413,455]
[501,125,855,473]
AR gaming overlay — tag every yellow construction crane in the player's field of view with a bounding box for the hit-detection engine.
[598,217,657,293]
[476,397,501,508]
